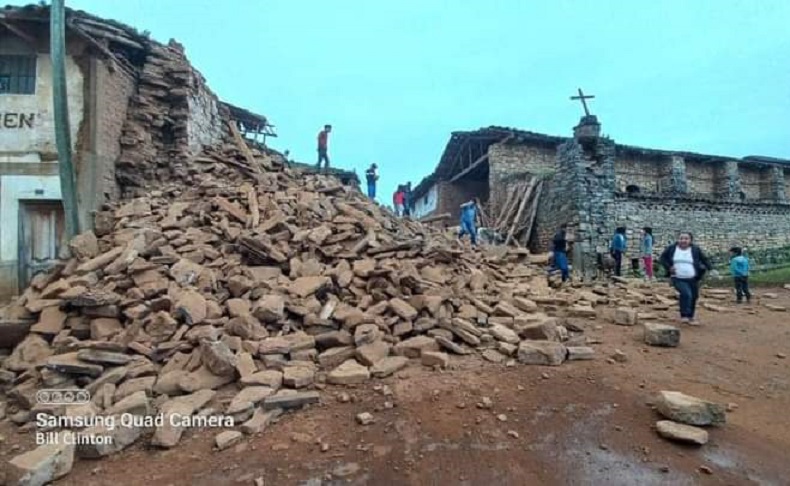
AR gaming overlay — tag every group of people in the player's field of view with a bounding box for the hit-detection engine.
[552,225,752,326]
[392,183,412,217]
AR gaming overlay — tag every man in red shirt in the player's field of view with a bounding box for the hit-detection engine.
[393,186,405,217]
[316,124,332,169]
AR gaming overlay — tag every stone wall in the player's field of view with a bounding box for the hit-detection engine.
[613,155,670,193]
[684,159,720,196]
[488,142,556,213]
[435,179,488,222]
[604,196,790,265]
[738,165,771,201]
[785,169,790,199]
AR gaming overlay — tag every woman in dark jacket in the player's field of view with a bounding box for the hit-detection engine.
[659,232,712,325]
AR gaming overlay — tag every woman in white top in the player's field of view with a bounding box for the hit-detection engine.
[659,232,712,325]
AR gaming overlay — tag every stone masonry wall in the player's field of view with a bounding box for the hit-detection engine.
[613,155,670,193]
[738,165,772,200]
[684,160,720,196]
[785,169,790,199]
[605,196,790,266]
[435,179,488,223]
[488,142,556,213]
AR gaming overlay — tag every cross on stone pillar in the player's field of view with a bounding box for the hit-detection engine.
[570,88,595,116]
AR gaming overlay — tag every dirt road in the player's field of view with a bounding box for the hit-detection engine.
[4,289,789,485]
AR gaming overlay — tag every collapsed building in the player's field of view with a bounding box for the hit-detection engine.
[0,4,284,297]
[412,115,790,277]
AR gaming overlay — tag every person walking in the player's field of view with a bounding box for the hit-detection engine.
[610,227,627,277]
[729,246,751,304]
[641,227,654,281]
[365,163,379,200]
[316,124,332,170]
[659,231,712,325]
[393,186,405,217]
[458,200,478,247]
[403,182,413,217]
[552,224,570,283]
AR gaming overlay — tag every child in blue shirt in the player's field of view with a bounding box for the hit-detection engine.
[729,246,751,304]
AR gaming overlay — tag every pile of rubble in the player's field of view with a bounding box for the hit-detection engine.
[1,144,611,480]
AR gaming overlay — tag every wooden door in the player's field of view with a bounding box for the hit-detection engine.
[18,201,67,289]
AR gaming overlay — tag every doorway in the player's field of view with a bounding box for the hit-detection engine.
[17,200,67,290]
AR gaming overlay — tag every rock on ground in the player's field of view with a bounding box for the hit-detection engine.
[655,391,726,426]
[7,432,75,486]
[517,341,567,366]
[655,420,709,445]
[644,323,680,347]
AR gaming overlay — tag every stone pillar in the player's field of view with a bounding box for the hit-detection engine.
[669,155,688,194]
[723,160,741,200]
[770,166,787,203]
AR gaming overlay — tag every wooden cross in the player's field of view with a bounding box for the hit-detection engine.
[570,88,595,116]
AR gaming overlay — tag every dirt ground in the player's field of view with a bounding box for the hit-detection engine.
[3,288,790,486]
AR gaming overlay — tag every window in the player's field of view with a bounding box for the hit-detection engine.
[0,55,36,94]
[625,184,641,194]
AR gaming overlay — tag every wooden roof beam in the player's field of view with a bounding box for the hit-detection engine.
[449,153,489,183]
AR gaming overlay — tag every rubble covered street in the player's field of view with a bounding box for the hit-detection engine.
[0,3,789,486]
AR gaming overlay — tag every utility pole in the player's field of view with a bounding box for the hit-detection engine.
[51,0,80,240]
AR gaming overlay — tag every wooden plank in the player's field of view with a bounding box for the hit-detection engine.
[505,179,537,246]
[1,20,37,46]
[247,186,260,229]
[419,212,451,224]
[449,153,489,183]
[521,180,543,247]
[227,120,260,173]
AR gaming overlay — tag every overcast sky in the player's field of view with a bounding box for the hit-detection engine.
[57,0,790,202]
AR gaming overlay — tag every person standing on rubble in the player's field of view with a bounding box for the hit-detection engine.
[393,186,405,217]
[659,231,712,325]
[403,182,413,217]
[458,200,478,247]
[316,124,332,170]
[552,224,570,282]
[365,163,379,200]
[610,226,627,277]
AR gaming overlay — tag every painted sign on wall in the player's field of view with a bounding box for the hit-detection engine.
[0,113,35,129]
[0,51,83,156]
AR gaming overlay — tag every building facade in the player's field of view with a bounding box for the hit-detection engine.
[413,118,790,277]
[0,5,274,297]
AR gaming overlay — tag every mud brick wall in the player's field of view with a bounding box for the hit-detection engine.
[488,142,556,214]
[93,58,136,201]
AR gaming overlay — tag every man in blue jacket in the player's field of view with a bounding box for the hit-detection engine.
[609,227,627,277]
[729,246,751,304]
[458,200,478,247]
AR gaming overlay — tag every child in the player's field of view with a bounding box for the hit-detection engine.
[729,246,751,304]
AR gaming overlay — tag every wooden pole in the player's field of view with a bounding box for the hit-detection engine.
[521,180,543,247]
[51,0,80,240]
[505,179,537,246]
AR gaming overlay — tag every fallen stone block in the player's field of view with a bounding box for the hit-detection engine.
[241,370,283,389]
[655,420,709,445]
[393,336,439,358]
[655,391,726,426]
[241,407,283,435]
[489,324,520,344]
[7,432,75,485]
[215,430,243,451]
[517,341,567,366]
[644,323,680,347]
[77,420,143,458]
[421,351,449,368]
[327,360,370,385]
[613,307,638,326]
[370,356,409,378]
[566,346,595,361]
[262,391,320,410]
[282,366,315,388]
